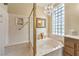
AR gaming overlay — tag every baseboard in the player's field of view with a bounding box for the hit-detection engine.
[5,41,29,47]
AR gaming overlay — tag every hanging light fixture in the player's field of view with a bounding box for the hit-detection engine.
[44,4,53,15]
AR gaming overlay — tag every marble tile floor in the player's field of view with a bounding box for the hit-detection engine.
[5,43,33,56]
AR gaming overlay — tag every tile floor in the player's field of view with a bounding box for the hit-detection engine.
[5,43,33,56]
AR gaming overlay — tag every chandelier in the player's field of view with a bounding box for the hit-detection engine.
[44,4,53,15]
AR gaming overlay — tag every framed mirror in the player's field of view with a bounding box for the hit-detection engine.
[16,18,24,25]
[36,18,46,28]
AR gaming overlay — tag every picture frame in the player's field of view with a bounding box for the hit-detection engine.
[16,17,24,25]
[36,18,46,28]
[16,17,24,30]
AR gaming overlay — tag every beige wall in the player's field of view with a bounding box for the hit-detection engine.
[47,15,52,36]
[8,3,48,44]
[65,3,79,35]
[8,3,33,45]
[8,3,33,16]
[36,5,48,39]
[36,5,47,18]
[8,14,29,44]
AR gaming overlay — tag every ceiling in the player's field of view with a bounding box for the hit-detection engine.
[8,3,49,7]
[37,3,49,7]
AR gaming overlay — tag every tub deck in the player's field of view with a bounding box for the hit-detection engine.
[36,38,64,56]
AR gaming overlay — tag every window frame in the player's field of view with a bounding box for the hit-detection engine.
[52,4,64,36]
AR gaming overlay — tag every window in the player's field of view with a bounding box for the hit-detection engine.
[52,4,64,36]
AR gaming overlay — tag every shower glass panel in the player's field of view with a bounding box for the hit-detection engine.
[29,10,34,47]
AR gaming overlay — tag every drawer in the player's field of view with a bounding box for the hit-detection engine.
[76,44,79,50]
[76,50,79,56]
[64,51,71,56]
[64,37,76,42]
[64,46,74,56]
[64,41,74,49]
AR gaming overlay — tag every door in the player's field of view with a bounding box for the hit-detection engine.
[0,6,5,55]
[0,4,8,56]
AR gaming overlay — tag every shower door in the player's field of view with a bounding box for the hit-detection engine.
[29,10,33,48]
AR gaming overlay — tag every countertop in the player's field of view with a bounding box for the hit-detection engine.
[64,35,79,40]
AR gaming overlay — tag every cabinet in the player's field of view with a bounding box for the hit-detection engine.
[64,37,79,56]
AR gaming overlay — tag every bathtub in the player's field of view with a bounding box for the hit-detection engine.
[36,36,64,56]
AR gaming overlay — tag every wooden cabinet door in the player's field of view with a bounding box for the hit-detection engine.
[64,37,75,56]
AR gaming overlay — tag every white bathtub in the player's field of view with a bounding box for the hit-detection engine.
[36,37,64,56]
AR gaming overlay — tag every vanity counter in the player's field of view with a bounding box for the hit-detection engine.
[64,35,79,56]
[65,35,79,40]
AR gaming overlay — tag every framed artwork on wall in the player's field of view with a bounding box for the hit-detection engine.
[16,17,24,30]
[36,18,46,28]
[16,17,24,25]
